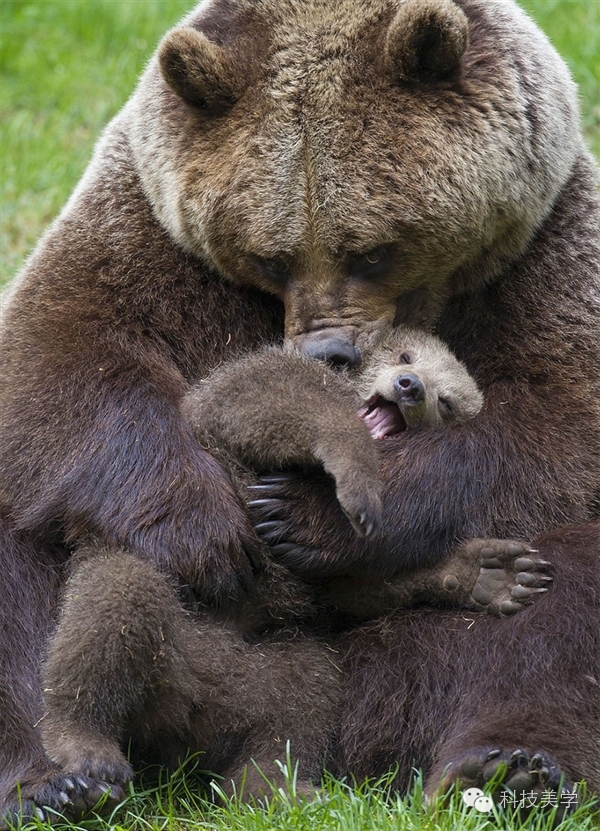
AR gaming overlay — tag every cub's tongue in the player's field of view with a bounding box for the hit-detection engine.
[358,397,406,439]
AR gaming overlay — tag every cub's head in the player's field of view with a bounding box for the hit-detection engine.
[356,327,483,436]
[129,0,580,364]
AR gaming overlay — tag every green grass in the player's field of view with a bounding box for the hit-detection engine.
[1,0,192,282]
[1,0,599,285]
[1,3,600,829]
[519,0,600,148]
[7,759,600,831]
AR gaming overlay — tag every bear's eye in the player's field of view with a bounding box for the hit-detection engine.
[255,257,289,285]
[399,352,411,364]
[347,245,394,279]
[439,397,454,415]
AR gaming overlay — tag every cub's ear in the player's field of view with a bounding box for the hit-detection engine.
[386,0,468,83]
[158,27,239,112]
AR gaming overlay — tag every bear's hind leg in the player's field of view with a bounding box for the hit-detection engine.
[425,522,600,813]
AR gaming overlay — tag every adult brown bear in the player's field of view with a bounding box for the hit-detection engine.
[0,0,598,821]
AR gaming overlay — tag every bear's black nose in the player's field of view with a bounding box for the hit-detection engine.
[301,338,361,369]
[394,373,425,403]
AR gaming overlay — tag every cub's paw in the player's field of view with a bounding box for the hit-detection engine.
[463,539,552,615]
[335,477,382,538]
[42,730,134,789]
[430,746,578,818]
[0,772,126,828]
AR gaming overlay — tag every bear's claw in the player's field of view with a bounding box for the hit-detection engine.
[430,745,578,819]
[0,772,125,828]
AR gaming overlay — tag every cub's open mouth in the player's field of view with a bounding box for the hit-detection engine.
[358,395,406,440]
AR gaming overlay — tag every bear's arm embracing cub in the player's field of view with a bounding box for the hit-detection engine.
[183,327,550,619]
[0,165,284,604]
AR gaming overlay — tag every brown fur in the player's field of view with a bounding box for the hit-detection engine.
[1,0,599,821]
[41,534,549,816]
[338,520,600,799]
[40,337,543,814]
[41,543,343,806]
[184,347,382,538]
[181,329,520,634]
[183,327,483,537]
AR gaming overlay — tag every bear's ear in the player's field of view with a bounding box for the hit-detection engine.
[385,0,468,83]
[158,27,239,112]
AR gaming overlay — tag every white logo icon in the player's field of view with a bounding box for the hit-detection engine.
[462,787,494,812]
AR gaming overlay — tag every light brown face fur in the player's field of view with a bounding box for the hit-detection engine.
[127,0,579,359]
[356,327,484,435]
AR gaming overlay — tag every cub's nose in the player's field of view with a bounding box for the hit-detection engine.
[301,337,361,369]
[393,373,425,403]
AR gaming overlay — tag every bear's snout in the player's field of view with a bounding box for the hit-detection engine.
[393,373,425,404]
[300,334,361,369]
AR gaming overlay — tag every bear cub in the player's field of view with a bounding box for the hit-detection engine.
[183,325,484,539]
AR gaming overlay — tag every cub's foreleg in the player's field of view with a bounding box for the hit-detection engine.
[322,539,551,620]
[182,348,381,538]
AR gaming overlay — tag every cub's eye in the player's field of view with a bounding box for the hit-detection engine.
[255,257,289,285]
[399,352,411,364]
[439,397,454,415]
[347,245,394,279]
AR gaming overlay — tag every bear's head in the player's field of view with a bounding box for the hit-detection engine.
[356,327,484,436]
[127,0,581,365]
